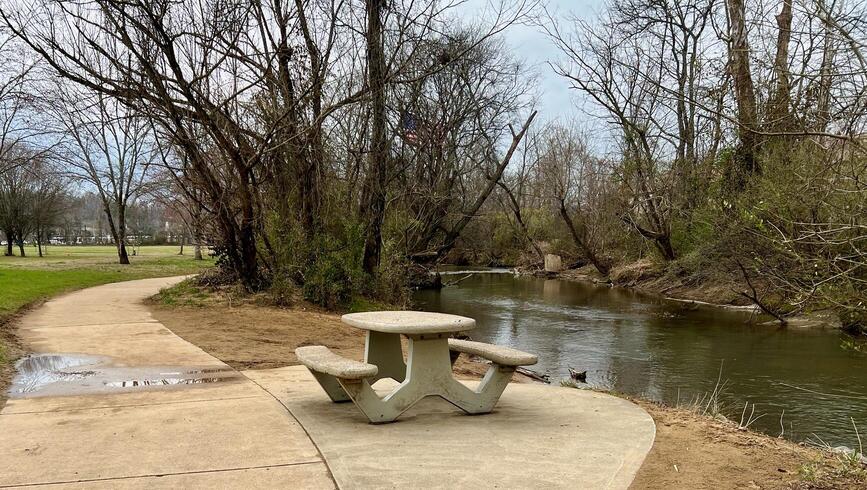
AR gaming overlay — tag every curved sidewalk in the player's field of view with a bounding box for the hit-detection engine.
[0,277,655,489]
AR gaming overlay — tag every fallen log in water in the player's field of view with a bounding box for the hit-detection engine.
[516,366,550,384]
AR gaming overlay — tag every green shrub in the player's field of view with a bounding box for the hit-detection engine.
[670,208,716,257]
[301,232,365,310]
[369,243,411,307]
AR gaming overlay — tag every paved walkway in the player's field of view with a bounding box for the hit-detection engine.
[0,277,655,489]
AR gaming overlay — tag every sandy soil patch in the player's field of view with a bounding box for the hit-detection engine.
[631,401,864,489]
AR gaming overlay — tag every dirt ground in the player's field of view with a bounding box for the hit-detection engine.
[630,401,864,489]
[148,298,864,489]
[0,347,15,409]
[147,301,524,381]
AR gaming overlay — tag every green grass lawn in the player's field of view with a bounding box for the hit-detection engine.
[0,244,215,323]
[0,244,215,378]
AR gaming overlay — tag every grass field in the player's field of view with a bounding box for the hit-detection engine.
[0,245,215,320]
[0,245,215,369]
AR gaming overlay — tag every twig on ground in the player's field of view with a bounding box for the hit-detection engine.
[738,401,765,430]
[516,366,550,383]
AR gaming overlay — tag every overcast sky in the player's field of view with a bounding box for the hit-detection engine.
[458,0,606,123]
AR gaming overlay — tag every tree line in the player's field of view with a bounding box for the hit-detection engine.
[0,0,540,308]
[0,0,864,329]
[484,0,865,330]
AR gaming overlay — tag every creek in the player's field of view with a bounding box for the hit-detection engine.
[414,269,866,447]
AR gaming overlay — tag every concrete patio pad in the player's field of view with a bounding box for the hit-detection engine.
[246,365,656,489]
[0,395,323,487]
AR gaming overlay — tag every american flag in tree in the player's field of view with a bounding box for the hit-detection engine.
[401,111,419,144]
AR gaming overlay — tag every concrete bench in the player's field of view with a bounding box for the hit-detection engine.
[296,346,378,379]
[448,339,538,367]
[295,346,378,403]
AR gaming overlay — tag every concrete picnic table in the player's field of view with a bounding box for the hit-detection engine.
[296,311,537,423]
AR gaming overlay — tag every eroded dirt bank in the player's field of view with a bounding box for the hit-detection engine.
[547,261,846,330]
[0,305,30,409]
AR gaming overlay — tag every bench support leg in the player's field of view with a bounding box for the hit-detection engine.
[310,370,351,402]
[338,379,421,423]
[441,365,515,414]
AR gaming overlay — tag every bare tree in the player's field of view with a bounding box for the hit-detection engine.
[538,125,612,275]
[54,89,154,264]
[148,167,207,261]
[389,32,538,263]
[2,0,538,289]
[0,144,64,256]
[767,0,794,131]
[496,130,546,264]
[544,9,693,260]
[0,145,29,255]
[29,159,65,257]
[359,0,388,275]
[725,0,761,179]
[0,29,37,174]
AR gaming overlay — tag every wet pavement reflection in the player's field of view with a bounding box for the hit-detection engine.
[10,353,240,398]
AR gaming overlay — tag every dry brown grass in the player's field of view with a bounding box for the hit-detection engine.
[631,400,865,489]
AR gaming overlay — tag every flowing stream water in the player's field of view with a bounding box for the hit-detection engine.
[413,270,867,447]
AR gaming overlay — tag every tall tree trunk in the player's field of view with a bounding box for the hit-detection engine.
[726,0,761,180]
[116,205,130,265]
[621,213,676,261]
[193,220,203,260]
[4,231,13,256]
[17,237,25,257]
[656,235,676,262]
[178,232,185,255]
[36,233,43,257]
[816,12,835,131]
[360,0,388,275]
[118,241,130,264]
[237,171,260,289]
[768,0,793,130]
[295,2,324,237]
[99,202,129,265]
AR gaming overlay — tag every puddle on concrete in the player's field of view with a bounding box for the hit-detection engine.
[9,354,240,398]
[12,354,106,395]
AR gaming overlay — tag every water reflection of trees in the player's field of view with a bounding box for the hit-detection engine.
[415,274,867,445]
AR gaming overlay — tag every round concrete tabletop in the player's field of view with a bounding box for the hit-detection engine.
[341,311,476,334]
